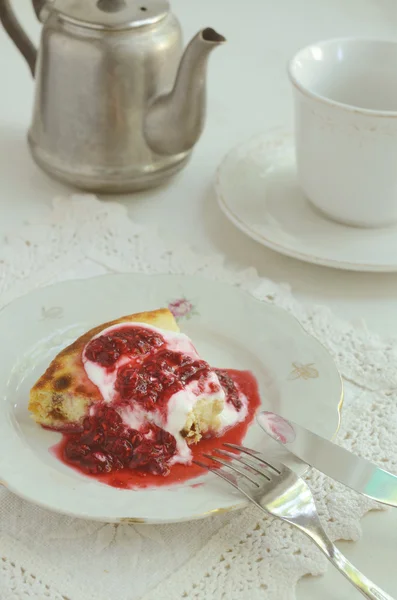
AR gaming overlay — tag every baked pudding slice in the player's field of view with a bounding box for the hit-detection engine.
[29,308,247,475]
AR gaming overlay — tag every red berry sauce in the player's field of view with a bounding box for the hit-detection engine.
[51,325,262,489]
[62,406,177,476]
[85,326,165,367]
[53,369,261,488]
[115,349,211,412]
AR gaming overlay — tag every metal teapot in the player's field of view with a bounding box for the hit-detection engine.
[0,0,225,192]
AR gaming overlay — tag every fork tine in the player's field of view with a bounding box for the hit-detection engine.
[193,460,264,511]
[214,449,272,481]
[194,459,212,470]
[223,443,282,474]
[203,453,261,487]
[193,460,242,491]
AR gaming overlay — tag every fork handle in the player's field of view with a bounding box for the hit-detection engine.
[305,526,394,600]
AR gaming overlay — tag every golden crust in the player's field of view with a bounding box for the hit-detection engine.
[29,308,179,429]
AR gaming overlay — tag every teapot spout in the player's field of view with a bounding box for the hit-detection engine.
[145,27,226,156]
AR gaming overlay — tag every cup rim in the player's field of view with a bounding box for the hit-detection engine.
[287,37,397,117]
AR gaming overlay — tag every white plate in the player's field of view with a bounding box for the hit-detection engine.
[216,130,397,272]
[0,274,342,524]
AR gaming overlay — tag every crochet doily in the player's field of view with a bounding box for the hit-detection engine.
[1,196,395,600]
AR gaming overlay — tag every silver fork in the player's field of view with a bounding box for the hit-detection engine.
[195,443,395,600]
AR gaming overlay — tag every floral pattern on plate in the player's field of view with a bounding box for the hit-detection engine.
[168,297,198,320]
[40,306,64,320]
[289,362,319,380]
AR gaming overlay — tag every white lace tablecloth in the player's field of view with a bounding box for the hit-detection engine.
[1,196,396,600]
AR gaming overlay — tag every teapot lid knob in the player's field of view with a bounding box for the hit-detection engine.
[52,0,170,29]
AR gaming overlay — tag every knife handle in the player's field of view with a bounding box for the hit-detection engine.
[304,525,395,600]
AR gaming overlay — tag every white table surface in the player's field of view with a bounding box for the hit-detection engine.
[1,1,397,598]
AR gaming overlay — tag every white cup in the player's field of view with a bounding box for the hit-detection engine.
[288,38,397,228]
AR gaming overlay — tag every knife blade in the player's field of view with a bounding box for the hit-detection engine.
[257,411,397,507]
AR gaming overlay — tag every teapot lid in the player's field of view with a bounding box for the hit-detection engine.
[52,0,170,30]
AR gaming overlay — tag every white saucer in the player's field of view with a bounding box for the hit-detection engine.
[216,131,397,272]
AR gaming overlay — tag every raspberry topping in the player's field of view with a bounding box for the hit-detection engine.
[64,407,177,476]
[115,350,211,410]
[85,326,165,367]
[60,325,246,482]
[216,369,243,410]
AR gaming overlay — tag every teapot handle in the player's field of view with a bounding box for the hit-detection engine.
[0,0,47,77]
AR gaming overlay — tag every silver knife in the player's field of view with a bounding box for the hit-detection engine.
[257,410,397,507]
